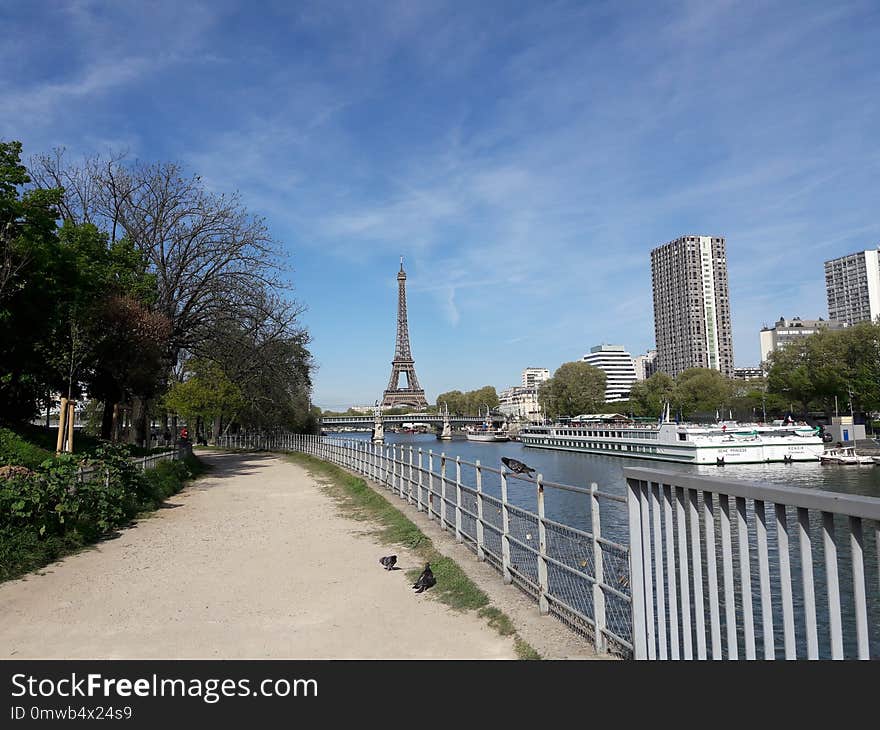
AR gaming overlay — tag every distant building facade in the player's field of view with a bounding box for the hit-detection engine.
[651,235,734,378]
[582,344,638,403]
[759,316,848,364]
[632,349,657,381]
[824,247,880,325]
[733,366,765,380]
[521,367,551,388]
[498,386,542,421]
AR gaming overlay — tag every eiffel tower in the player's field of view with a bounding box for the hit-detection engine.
[381,258,428,409]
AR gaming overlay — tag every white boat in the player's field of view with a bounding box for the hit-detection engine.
[519,409,824,465]
[465,407,510,442]
[466,427,510,443]
[820,447,875,465]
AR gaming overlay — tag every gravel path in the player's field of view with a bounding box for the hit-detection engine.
[0,452,516,659]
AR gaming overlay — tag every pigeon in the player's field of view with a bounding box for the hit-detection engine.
[412,563,436,593]
[379,555,398,570]
[501,456,536,477]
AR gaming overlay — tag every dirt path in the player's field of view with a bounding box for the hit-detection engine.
[0,452,516,659]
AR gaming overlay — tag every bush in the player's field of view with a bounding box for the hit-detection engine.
[0,446,202,583]
[0,427,53,469]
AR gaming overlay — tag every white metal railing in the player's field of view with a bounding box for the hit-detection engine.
[76,444,191,484]
[625,467,880,660]
[219,432,633,657]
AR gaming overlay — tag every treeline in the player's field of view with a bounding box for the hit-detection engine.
[0,141,317,443]
[540,323,880,424]
[435,386,499,415]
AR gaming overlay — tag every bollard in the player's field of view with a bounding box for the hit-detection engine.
[537,473,549,615]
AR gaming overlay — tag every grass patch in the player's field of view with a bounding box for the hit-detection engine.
[286,451,541,660]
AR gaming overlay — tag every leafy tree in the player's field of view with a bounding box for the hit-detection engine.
[539,361,606,419]
[673,368,734,419]
[628,372,676,418]
[163,360,244,440]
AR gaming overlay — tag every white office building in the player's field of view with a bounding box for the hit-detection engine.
[824,247,880,326]
[521,367,550,388]
[759,316,848,364]
[582,344,638,403]
[632,350,657,381]
[498,386,542,421]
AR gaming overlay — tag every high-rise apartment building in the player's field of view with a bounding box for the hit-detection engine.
[582,344,638,402]
[651,235,734,378]
[824,247,880,326]
[521,367,550,388]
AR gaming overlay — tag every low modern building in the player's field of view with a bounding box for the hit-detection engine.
[824,247,880,326]
[632,349,657,381]
[759,316,848,364]
[521,367,551,389]
[733,366,764,380]
[582,344,638,403]
[498,386,542,421]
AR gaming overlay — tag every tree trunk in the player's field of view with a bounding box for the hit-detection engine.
[212,414,222,445]
[129,396,149,448]
[101,400,115,440]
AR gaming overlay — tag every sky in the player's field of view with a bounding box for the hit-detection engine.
[2,0,879,410]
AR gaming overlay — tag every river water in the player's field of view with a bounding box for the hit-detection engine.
[329,431,880,658]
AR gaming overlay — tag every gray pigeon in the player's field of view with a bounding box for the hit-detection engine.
[501,456,536,477]
[379,555,398,570]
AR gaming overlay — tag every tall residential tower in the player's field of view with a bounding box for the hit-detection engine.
[651,235,734,378]
[824,247,880,326]
[582,345,638,402]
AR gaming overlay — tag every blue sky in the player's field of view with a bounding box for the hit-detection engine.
[2,1,879,410]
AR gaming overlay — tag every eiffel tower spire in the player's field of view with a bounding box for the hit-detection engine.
[382,257,428,409]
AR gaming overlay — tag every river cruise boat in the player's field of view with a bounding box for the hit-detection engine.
[519,411,824,465]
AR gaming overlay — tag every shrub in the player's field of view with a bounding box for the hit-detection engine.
[0,427,53,469]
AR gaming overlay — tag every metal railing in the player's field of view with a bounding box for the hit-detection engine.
[76,445,191,484]
[625,467,880,660]
[220,432,633,657]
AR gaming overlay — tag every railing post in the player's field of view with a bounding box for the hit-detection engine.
[392,444,398,495]
[475,460,485,561]
[440,454,448,531]
[417,448,424,511]
[590,483,607,654]
[626,477,647,660]
[407,447,414,505]
[501,468,511,582]
[427,450,434,521]
[455,456,462,543]
[536,473,549,615]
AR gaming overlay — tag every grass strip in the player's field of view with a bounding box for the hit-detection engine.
[286,451,541,660]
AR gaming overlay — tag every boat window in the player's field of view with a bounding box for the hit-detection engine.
[679,433,687,441]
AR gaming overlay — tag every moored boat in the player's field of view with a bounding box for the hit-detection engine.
[519,409,824,465]
[820,446,875,465]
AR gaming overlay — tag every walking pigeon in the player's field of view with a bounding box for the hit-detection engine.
[379,555,398,570]
[501,457,536,477]
[412,563,436,593]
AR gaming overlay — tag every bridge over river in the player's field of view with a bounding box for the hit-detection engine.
[321,413,505,429]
